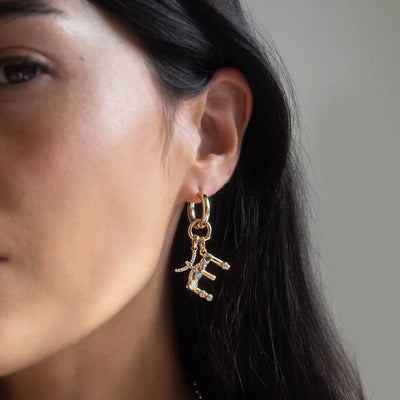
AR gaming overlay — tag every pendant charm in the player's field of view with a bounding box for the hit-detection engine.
[175,248,230,301]
[175,193,231,302]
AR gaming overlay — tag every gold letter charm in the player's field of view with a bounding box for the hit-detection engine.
[174,193,230,302]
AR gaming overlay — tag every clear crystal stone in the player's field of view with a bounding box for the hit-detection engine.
[189,281,197,290]
[222,262,230,270]
[200,290,206,298]
[206,294,213,301]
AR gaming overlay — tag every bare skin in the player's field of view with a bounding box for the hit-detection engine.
[0,0,253,399]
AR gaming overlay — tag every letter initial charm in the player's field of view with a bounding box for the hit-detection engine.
[174,193,231,302]
[175,235,230,302]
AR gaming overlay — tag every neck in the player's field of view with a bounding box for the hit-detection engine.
[0,264,194,400]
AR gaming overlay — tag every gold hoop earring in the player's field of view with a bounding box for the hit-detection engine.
[174,192,230,301]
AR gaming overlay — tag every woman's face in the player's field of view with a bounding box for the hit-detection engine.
[0,0,191,375]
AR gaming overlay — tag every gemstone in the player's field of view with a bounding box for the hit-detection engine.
[222,262,230,270]
[199,290,206,298]
[189,280,197,290]
[195,272,202,279]
[206,294,213,301]
[204,255,211,262]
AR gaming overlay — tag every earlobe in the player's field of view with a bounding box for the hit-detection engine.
[183,67,253,202]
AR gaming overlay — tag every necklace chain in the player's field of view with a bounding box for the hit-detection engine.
[192,380,204,399]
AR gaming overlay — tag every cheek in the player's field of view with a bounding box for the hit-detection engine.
[0,66,173,373]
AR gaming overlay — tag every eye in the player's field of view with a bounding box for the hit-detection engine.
[0,57,46,86]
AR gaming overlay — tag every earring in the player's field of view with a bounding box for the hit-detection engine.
[174,192,230,301]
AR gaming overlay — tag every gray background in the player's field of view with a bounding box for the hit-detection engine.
[245,1,400,399]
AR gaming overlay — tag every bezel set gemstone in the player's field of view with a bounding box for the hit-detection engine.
[222,262,230,270]
[189,280,198,290]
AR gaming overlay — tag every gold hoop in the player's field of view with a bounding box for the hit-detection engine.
[188,220,212,241]
[187,192,210,228]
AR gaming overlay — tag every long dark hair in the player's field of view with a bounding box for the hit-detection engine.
[90,1,365,399]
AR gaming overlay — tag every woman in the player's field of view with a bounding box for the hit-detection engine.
[0,0,365,399]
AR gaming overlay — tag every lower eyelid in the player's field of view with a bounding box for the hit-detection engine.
[0,76,52,102]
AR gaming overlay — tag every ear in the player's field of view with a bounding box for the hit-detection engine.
[177,67,253,204]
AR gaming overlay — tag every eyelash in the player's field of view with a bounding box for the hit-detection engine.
[0,56,47,88]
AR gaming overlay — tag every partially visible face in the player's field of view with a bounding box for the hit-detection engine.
[0,0,190,375]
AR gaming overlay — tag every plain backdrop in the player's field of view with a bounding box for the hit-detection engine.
[245,1,400,399]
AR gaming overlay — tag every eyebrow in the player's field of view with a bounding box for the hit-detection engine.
[0,1,66,24]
